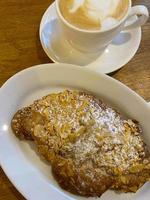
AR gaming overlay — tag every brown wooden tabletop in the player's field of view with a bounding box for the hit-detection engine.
[0,0,150,199]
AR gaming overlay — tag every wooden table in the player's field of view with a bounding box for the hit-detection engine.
[0,0,149,199]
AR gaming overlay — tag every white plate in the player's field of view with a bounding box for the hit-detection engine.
[0,63,150,200]
[39,2,142,74]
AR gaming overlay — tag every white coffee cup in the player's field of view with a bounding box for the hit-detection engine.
[56,0,149,53]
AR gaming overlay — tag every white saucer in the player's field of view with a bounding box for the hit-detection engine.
[39,2,142,74]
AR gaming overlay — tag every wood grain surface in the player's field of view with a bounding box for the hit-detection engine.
[0,0,150,199]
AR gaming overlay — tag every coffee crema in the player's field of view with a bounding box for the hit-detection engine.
[59,0,129,31]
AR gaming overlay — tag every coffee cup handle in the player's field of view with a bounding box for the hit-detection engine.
[123,5,149,30]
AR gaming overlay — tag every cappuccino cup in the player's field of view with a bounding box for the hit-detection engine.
[56,0,149,53]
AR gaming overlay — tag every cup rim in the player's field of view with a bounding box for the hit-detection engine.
[56,0,132,33]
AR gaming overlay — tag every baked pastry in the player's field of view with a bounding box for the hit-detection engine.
[11,90,150,197]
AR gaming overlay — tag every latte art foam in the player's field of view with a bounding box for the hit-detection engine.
[59,0,129,30]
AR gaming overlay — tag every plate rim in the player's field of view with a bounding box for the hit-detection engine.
[0,63,146,104]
